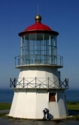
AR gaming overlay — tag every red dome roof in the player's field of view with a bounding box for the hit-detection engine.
[25,22,52,31]
[19,15,59,36]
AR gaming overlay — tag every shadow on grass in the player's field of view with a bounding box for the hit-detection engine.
[0,110,79,121]
[68,110,79,115]
[68,110,79,121]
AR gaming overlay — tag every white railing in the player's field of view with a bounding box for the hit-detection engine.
[15,55,63,67]
[10,77,69,89]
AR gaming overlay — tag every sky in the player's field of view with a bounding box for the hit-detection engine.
[0,0,79,89]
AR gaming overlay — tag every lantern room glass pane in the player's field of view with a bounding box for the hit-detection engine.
[20,33,57,65]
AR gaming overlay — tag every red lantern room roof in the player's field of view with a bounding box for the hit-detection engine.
[19,15,59,36]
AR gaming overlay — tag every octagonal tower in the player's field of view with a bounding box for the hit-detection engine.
[9,15,69,119]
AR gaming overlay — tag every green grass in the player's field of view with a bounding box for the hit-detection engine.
[67,102,79,110]
[0,103,11,110]
[0,102,79,120]
[0,102,79,111]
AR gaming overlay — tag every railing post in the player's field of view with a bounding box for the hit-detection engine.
[18,58,20,65]
[10,78,11,88]
[10,78,16,88]
[35,77,37,88]
[59,77,61,87]
[48,77,49,88]
[65,78,69,89]
[39,84,41,88]
[61,57,63,67]
[15,57,16,66]
[14,78,16,88]
[23,77,25,88]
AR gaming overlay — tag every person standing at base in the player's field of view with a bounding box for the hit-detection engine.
[43,108,49,120]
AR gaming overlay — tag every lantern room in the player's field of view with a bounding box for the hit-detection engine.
[15,15,63,67]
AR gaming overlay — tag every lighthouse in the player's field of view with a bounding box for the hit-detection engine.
[9,15,69,119]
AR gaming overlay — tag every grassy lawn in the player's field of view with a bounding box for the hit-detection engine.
[67,102,79,110]
[0,103,11,110]
[0,102,79,120]
[0,102,79,111]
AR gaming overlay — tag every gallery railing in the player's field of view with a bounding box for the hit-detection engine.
[15,55,63,67]
[10,77,69,89]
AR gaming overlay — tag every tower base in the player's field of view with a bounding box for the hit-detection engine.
[9,88,68,119]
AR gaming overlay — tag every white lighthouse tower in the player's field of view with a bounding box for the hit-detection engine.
[9,15,69,119]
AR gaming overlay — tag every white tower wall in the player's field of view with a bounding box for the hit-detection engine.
[9,66,68,119]
[16,66,60,88]
[9,89,68,119]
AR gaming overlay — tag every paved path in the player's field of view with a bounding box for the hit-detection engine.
[0,110,9,114]
[0,117,79,125]
[0,110,79,125]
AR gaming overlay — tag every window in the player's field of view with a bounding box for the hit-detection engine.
[49,93,56,102]
[20,34,57,65]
